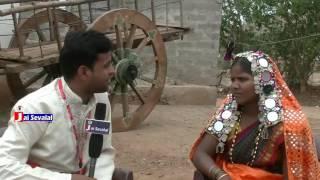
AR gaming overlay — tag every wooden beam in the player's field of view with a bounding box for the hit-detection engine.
[0,0,36,5]
[52,7,62,51]
[0,53,31,62]
[0,0,104,16]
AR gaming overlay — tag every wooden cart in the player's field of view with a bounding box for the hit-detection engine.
[0,0,189,132]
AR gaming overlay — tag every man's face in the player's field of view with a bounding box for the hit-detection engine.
[89,52,115,93]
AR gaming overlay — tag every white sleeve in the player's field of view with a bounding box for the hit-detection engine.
[91,99,115,180]
[0,103,71,180]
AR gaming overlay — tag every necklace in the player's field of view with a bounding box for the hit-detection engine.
[228,116,264,166]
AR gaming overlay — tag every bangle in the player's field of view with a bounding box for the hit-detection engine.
[217,173,228,180]
[208,166,224,179]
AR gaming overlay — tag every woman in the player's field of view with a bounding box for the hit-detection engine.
[190,51,320,180]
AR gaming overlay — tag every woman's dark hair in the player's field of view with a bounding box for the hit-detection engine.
[231,57,252,75]
[59,30,112,80]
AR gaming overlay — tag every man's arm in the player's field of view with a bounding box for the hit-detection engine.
[0,102,72,180]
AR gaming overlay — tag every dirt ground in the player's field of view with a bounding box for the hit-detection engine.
[113,105,214,180]
[0,76,320,180]
[113,105,320,180]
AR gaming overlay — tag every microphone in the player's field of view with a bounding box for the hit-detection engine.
[88,103,106,178]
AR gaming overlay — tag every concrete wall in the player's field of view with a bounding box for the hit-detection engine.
[108,0,223,86]
[165,0,222,86]
[0,0,222,86]
[0,4,14,48]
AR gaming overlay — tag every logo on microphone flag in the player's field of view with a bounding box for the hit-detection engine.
[85,119,110,134]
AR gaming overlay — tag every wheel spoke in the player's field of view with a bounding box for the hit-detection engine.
[123,23,129,42]
[125,24,137,48]
[109,82,119,110]
[112,53,120,63]
[36,28,47,42]
[42,74,52,86]
[129,82,145,104]
[136,36,149,53]
[115,25,124,58]
[139,76,157,85]
[121,85,129,118]
[143,56,158,66]
[23,70,47,88]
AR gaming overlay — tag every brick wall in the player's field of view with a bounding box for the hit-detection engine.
[108,0,222,86]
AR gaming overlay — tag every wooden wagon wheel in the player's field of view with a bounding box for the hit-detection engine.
[7,8,86,99]
[88,9,167,132]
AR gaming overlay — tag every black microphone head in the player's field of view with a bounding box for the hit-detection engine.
[89,134,103,158]
[95,103,106,120]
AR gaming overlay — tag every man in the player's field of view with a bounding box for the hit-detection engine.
[0,30,115,180]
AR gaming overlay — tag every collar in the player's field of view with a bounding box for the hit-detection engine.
[60,77,97,108]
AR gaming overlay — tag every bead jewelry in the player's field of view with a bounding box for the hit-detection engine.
[206,51,283,166]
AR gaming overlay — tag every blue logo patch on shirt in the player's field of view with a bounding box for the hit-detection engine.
[85,119,110,135]
[14,112,53,122]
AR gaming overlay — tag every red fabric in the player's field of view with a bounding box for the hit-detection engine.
[27,160,39,168]
[216,158,282,180]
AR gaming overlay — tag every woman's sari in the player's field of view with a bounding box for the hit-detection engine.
[190,51,320,179]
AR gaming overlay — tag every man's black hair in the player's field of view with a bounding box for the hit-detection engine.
[231,57,252,75]
[59,30,112,80]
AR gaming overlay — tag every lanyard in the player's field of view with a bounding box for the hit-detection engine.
[57,78,91,173]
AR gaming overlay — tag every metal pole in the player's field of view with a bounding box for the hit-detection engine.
[11,3,24,57]
[78,4,84,29]
[120,0,125,8]
[107,0,111,10]
[151,0,156,24]
[134,0,138,11]
[166,0,169,31]
[179,0,184,27]
[88,2,93,23]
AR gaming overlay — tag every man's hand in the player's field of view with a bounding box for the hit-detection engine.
[217,175,231,180]
[71,174,96,180]
[216,172,231,180]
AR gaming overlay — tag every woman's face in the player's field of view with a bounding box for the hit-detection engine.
[230,63,258,105]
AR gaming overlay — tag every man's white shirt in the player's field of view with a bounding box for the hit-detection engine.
[0,78,115,180]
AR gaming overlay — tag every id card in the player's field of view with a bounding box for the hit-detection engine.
[85,119,110,135]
